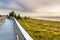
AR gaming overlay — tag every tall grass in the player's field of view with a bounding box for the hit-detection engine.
[17,17,60,40]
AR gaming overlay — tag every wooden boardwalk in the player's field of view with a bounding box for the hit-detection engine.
[0,18,17,40]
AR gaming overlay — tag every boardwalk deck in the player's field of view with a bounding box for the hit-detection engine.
[0,18,17,40]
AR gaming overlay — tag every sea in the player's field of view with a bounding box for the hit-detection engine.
[31,17,60,21]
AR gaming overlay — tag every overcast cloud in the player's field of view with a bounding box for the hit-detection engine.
[0,0,60,16]
[0,0,60,12]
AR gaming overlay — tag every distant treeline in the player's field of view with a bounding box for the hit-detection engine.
[9,11,30,19]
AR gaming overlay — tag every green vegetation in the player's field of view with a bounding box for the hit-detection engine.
[17,17,60,40]
[9,11,21,19]
[8,11,60,40]
[9,11,15,17]
[17,14,21,19]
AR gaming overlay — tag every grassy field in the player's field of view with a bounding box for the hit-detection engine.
[17,17,60,40]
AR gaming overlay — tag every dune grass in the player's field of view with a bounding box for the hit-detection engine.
[17,17,60,40]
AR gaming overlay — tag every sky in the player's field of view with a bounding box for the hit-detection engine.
[0,0,60,16]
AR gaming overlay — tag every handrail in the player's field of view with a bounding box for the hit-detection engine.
[14,18,33,40]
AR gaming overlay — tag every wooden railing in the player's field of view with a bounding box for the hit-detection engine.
[13,18,33,40]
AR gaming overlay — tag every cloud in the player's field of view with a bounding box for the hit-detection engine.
[13,0,60,12]
[0,0,33,12]
[14,0,41,10]
[0,0,60,12]
[7,2,19,8]
[34,0,60,12]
